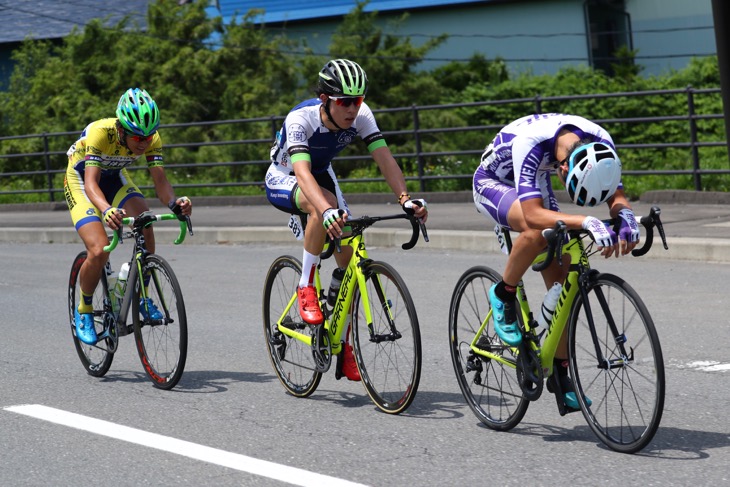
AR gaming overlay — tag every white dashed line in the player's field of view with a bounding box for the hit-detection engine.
[680,361,730,372]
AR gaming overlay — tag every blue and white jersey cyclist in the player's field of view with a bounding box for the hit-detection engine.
[265,59,429,381]
[472,113,641,410]
[64,88,192,345]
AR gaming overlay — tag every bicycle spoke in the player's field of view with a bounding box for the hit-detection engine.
[262,256,322,397]
[569,273,665,453]
[68,251,114,377]
[353,261,421,414]
[133,254,187,390]
[449,266,528,430]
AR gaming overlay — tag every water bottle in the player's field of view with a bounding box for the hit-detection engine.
[327,267,346,307]
[536,282,562,329]
[114,262,130,303]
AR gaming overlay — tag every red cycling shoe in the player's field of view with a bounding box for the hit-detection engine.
[342,343,361,381]
[297,285,323,325]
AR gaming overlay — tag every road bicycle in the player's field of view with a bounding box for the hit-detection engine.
[448,206,667,453]
[263,210,428,414]
[67,210,192,390]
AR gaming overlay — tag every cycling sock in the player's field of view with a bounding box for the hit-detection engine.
[78,291,94,314]
[495,280,517,323]
[299,250,319,288]
[554,358,572,391]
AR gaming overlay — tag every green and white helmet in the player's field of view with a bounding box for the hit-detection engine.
[116,88,160,136]
[318,59,368,96]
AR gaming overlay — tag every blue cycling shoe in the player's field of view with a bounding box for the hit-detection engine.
[564,391,593,410]
[488,284,522,346]
[550,365,593,410]
[74,309,98,345]
[140,298,164,321]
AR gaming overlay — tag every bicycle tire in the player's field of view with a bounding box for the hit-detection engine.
[132,254,188,390]
[568,272,665,454]
[448,266,528,430]
[351,261,421,414]
[262,255,322,397]
[68,251,114,377]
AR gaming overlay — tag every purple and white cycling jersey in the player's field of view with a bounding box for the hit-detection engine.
[473,113,619,227]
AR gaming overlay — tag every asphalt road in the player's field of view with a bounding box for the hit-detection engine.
[1,242,728,486]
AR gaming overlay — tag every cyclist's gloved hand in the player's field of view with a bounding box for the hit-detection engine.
[582,216,616,248]
[617,208,640,244]
[402,198,428,222]
[322,207,345,237]
[102,206,124,229]
[168,196,191,221]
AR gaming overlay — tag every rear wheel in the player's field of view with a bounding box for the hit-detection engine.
[568,273,665,453]
[133,254,188,390]
[68,251,114,377]
[262,255,322,397]
[351,261,421,414]
[448,266,528,430]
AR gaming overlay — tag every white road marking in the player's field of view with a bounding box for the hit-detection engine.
[681,361,730,372]
[5,404,368,487]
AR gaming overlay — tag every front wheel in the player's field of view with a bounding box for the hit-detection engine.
[448,266,528,431]
[67,251,114,377]
[262,255,322,397]
[132,254,188,390]
[351,261,421,414]
[568,273,665,454]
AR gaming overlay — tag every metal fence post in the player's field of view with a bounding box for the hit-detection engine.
[534,95,543,114]
[412,105,425,192]
[686,85,702,191]
[43,134,54,202]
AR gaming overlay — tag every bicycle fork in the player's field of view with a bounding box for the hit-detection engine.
[579,270,633,370]
[360,261,400,343]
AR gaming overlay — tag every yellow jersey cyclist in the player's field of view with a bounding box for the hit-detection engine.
[64,88,192,345]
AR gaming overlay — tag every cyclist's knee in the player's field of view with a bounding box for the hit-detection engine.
[143,227,156,252]
[86,243,109,262]
[520,227,547,247]
[122,196,149,216]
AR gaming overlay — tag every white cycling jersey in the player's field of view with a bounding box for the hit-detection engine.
[269,98,384,175]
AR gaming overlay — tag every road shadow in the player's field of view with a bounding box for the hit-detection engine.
[491,421,730,457]
[301,388,469,418]
[97,369,275,393]
[173,370,274,393]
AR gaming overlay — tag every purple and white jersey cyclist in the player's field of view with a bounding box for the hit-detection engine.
[474,113,623,228]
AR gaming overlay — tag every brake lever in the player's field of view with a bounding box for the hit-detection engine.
[186,215,194,236]
[418,219,429,243]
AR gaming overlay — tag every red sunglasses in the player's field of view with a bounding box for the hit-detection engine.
[123,129,155,142]
[329,96,365,108]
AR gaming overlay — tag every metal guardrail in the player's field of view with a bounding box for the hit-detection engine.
[0,86,725,203]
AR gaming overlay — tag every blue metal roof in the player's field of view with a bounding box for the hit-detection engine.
[0,0,151,43]
[218,0,487,23]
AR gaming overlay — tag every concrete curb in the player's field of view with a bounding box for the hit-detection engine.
[2,226,725,263]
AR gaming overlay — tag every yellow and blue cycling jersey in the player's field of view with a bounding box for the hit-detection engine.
[64,118,164,230]
[66,118,163,172]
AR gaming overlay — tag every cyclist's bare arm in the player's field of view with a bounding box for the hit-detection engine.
[372,146,428,222]
[84,165,124,230]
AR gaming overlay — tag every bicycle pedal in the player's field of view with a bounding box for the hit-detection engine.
[546,374,581,416]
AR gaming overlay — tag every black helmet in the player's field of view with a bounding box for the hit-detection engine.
[318,59,368,96]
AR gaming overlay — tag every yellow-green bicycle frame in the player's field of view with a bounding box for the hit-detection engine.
[469,234,588,375]
[273,231,391,356]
